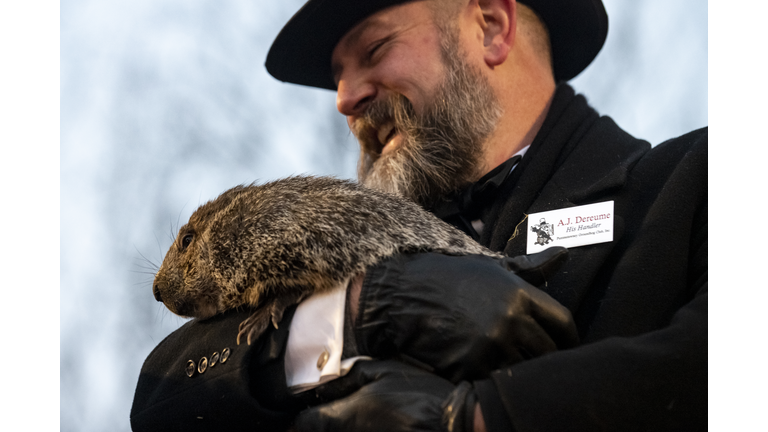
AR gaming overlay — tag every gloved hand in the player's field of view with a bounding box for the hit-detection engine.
[293,360,477,432]
[353,247,578,382]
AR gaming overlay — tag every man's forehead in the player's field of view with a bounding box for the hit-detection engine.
[337,1,429,51]
[337,13,393,50]
[332,2,432,80]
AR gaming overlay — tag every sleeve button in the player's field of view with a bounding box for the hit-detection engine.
[185,360,196,377]
[197,357,208,374]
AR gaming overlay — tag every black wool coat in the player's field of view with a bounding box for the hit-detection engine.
[130,84,707,431]
[471,84,707,431]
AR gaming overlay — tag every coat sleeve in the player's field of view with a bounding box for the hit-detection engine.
[474,283,707,432]
[130,307,307,432]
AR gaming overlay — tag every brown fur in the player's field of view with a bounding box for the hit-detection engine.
[153,175,499,344]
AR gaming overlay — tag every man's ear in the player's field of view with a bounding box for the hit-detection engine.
[479,0,515,67]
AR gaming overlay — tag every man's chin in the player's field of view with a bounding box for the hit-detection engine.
[362,156,405,196]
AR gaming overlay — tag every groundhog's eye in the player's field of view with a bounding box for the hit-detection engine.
[181,234,194,250]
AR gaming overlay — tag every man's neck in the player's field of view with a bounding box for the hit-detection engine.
[480,85,554,175]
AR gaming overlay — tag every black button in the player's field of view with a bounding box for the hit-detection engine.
[185,360,196,377]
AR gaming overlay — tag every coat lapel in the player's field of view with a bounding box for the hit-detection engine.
[482,85,649,256]
[481,85,650,315]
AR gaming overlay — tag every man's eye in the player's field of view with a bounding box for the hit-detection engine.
[367,44,382,59]
[366,38,390,61]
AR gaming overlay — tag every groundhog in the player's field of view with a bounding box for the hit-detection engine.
[152,175,500,345]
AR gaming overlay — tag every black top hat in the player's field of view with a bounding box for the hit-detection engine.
[266,0,608,91]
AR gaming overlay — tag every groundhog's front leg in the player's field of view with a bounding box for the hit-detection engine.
[237,288,308,345]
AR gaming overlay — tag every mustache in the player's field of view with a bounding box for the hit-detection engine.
[350,94,417,155]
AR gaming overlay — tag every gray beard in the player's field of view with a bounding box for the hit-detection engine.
[354,38,502,209]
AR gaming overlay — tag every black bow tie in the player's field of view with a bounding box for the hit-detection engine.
[431,155,522,239]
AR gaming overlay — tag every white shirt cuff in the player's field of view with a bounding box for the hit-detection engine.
[284,278,370,393]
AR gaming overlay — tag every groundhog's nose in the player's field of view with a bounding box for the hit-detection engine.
[153,283,163,302]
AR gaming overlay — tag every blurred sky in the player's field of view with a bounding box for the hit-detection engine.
[58,1,707,430]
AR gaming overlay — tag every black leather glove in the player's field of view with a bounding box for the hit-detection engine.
[293,360,476,432]
[354,247,578,382]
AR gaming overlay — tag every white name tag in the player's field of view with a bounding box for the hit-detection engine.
[526,201,614,254]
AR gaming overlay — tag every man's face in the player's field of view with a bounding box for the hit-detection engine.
[331,1,501,208]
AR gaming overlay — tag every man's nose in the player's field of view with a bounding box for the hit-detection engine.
[336,77,376,116]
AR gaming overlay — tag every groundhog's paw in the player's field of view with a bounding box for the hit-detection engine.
[237,289,310,345]
[237,308,272,345]
[269,290,304,330]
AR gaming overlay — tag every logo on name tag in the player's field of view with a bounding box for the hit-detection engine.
[526,201,614,254]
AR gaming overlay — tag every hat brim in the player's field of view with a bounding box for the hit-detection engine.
[265,0,608,90]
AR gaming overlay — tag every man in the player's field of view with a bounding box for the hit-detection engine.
[266,0,706,430]
[131,0,706,431]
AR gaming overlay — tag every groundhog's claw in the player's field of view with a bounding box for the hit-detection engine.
[237,307,272,345]
[236,290,308,345]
